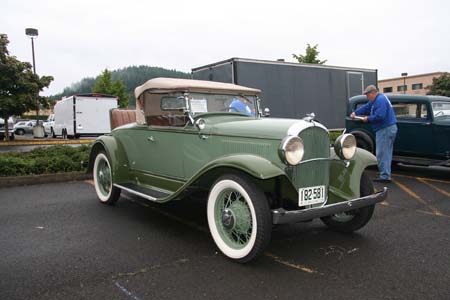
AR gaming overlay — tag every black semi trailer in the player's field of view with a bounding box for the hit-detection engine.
[192,58,377,129]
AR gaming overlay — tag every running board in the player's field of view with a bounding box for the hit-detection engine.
[114,183,171,202]
[394,155,450,167]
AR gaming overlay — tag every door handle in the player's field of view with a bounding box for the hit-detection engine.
[200,135,209,140]
[147,136,156,142]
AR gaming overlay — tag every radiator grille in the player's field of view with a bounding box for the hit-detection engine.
[298,126,330,160]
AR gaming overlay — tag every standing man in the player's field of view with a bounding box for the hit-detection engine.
[351,85,397,183]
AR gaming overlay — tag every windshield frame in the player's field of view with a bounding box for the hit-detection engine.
[185,92,259,118]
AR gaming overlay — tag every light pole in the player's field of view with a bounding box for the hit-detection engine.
[26,28,44,138]
[401,72,408,94]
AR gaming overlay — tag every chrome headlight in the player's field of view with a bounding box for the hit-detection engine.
[334,134,357,160]
[279,136,304,165]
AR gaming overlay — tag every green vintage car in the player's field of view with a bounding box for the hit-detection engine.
[89,78,387,263]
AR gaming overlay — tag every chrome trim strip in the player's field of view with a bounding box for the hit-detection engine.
[287,120,328,136]
[114,184,158,202]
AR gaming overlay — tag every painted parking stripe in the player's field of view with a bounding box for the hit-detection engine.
[394,173,450,184]
[416,178,450,198]
[264,252,321,274]
[392,179,446,217]
[380,200,450,219]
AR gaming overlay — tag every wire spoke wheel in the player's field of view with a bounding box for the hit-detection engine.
[216,189,253,249]
[207,174,271,263]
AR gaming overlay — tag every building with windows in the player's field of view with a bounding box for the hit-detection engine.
[378,72,446,95]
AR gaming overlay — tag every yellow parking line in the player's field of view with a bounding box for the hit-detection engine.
[264,252,321,274]
[392,179,444,216]
[393,173,450,184]
[416,178,450,198]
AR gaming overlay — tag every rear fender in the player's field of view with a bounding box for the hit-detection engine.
[88,135,129,183]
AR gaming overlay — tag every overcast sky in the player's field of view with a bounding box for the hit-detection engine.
[3,0,450,96]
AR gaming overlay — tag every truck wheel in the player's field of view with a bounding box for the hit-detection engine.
[353,132,374,153]
[207,174,271,263]
[93,151,121,205]
[320,172,375,232]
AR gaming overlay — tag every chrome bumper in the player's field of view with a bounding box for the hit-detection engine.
[272,187,388,224]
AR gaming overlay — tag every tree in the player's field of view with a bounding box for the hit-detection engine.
[427,73,450,96]
[0,34,53,141]
[92,69,129,108]
[292,44,327,64]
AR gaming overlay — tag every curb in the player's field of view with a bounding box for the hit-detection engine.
[0,139,95,147]
[0,172,93,189]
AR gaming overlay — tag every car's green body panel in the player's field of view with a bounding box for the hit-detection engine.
[328,148,377,203]
[90,135,130,183]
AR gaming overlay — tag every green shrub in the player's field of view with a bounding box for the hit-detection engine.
[329,130,344,144]
[0,145,91,177]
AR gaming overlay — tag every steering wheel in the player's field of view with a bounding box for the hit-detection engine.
[434,111,444,117]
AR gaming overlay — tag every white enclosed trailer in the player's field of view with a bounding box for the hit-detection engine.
[53,94,118,138]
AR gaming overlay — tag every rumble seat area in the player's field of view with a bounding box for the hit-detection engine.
[110,109,137,129]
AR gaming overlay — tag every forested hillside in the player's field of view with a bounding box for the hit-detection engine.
[49,66,191,107]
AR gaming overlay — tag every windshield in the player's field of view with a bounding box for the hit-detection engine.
[188,93,257,116]
[432,101,450,118]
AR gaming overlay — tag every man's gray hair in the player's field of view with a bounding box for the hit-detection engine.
[363,85,378,95]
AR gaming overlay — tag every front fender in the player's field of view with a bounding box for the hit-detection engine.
[328,147,377,203]
[88,135,129,183]
[154,154,286,203]
[196,154,285,180]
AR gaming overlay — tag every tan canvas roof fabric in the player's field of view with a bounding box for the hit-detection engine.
[134,77,261,98]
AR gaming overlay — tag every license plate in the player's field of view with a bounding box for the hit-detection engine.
[298,185,326,206]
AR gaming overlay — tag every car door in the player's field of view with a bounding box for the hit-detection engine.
[392,101,434,157]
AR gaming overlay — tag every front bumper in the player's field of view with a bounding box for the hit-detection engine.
[272,187,388,224]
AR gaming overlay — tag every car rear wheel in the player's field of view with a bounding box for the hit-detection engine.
[93,151,121,205]
[207,174,271,263]
[320,172,375,232]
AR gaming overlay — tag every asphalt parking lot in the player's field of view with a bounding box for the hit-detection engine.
[1,166,449,300]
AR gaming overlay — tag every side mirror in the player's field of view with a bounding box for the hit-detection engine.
[263,108,270,117]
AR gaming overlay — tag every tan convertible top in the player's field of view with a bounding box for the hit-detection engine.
[134,77,261,98]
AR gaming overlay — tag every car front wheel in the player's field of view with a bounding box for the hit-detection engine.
[15,129,25,135]
[207,174,271,263]
[93,151,121,205]
[320,172,375,232]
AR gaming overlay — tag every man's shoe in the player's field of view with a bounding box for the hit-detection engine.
[373,178,391,183]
